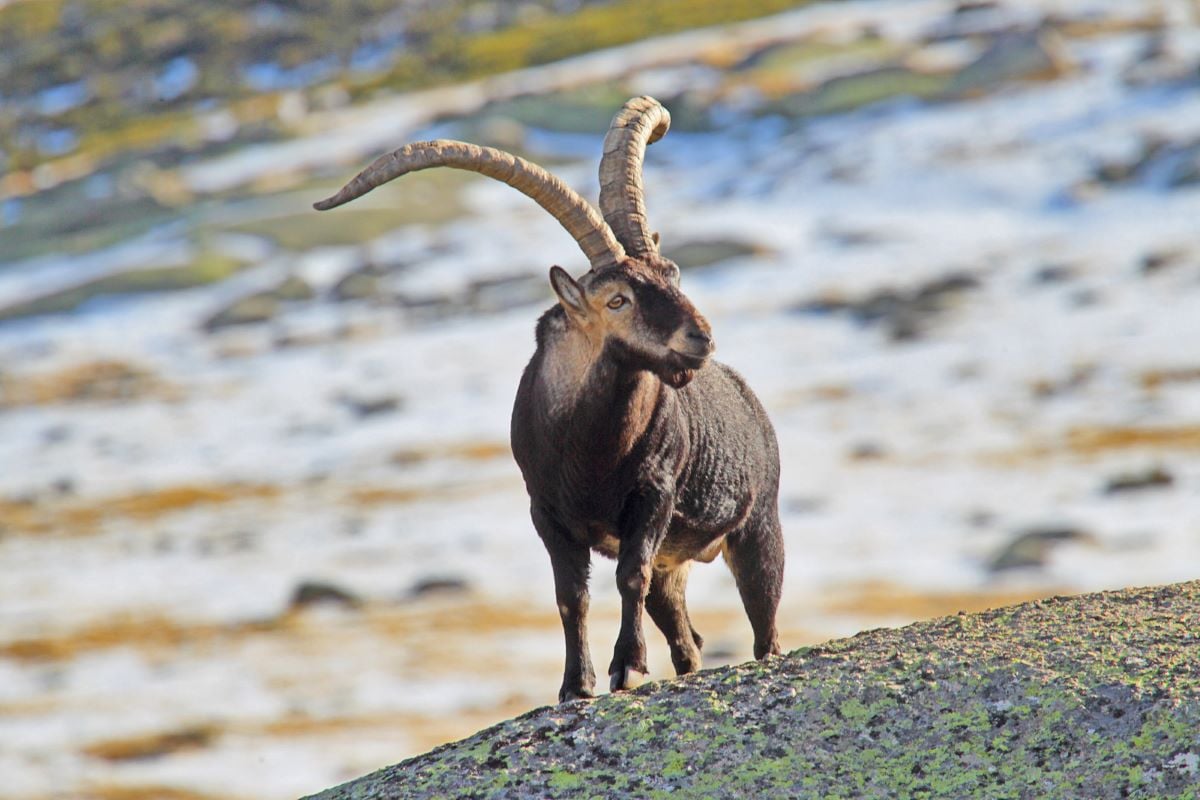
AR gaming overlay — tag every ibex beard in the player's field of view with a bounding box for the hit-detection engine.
[316,96,784,703]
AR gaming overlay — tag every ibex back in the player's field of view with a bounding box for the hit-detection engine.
[316,96,783,702]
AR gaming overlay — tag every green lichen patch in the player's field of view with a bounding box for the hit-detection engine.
[303,581,1200,799]
[230,170,472,251]
[0,250,248,323]
[773,66,955,118]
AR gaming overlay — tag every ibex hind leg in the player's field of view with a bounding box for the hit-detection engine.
[723,510,784,660]
[645,564,703,675]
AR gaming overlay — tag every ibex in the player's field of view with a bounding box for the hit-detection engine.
[316,96,783,702]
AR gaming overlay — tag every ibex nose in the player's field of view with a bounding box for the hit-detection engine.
[686,327,715,355]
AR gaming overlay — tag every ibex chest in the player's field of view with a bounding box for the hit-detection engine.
[521,424,681,556]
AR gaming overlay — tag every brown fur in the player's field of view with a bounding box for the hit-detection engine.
[511,259,783,702]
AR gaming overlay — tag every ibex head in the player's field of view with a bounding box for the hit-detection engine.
[314,96,712,386]
[546,258,711,388]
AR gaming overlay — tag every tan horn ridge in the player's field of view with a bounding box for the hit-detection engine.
[598,96,671,259]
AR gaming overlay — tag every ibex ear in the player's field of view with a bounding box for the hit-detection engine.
[549,266,587,316]
[652,231,661,248]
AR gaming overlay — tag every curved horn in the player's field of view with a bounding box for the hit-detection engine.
[315,140,626,270]
[598,96,670,258]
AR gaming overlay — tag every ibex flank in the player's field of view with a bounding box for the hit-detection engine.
[315,96,784,702]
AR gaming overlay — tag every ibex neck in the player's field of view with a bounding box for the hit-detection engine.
[536,323,661,461]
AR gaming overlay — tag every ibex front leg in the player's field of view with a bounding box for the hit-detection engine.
[532,506,595,702]
[609,487,672,691]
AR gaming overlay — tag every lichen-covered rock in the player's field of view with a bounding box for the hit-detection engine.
[302,582,1200,799]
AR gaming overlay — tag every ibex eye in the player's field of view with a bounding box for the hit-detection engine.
[606,295,628,310]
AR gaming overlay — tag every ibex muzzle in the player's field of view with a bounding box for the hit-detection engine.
[316,96,784,703]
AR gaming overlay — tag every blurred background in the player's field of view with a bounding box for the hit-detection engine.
[2,0,1200,797]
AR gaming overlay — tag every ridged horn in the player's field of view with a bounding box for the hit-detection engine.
[598,96,671,258]
[315,140,626,270]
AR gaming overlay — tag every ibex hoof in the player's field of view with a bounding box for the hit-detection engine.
[558,688,595,703]
[609,667,647,692]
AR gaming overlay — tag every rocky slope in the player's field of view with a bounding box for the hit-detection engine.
[305,580,1200,799]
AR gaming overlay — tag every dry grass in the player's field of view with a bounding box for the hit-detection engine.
[83,726,216,762]
[0,614,282,662]
[81,786,242,800]
[773,382,854,409]
[0,439,509,539]
[1064,425,1200,454]
[985,424,1200,466]
[348,477,517,507]
[256,712,401,738]
[1057,10,1168,39]
[99,484,279,519]
[363,601,557,640]
[0,696,56,716]
[0,483,281,537]
[823,581,1061,621]
[0,594,561,664]
[0,360,173,407]
[390,440,511,466]
[1139,367,1200,391]
[344,486,430,505]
